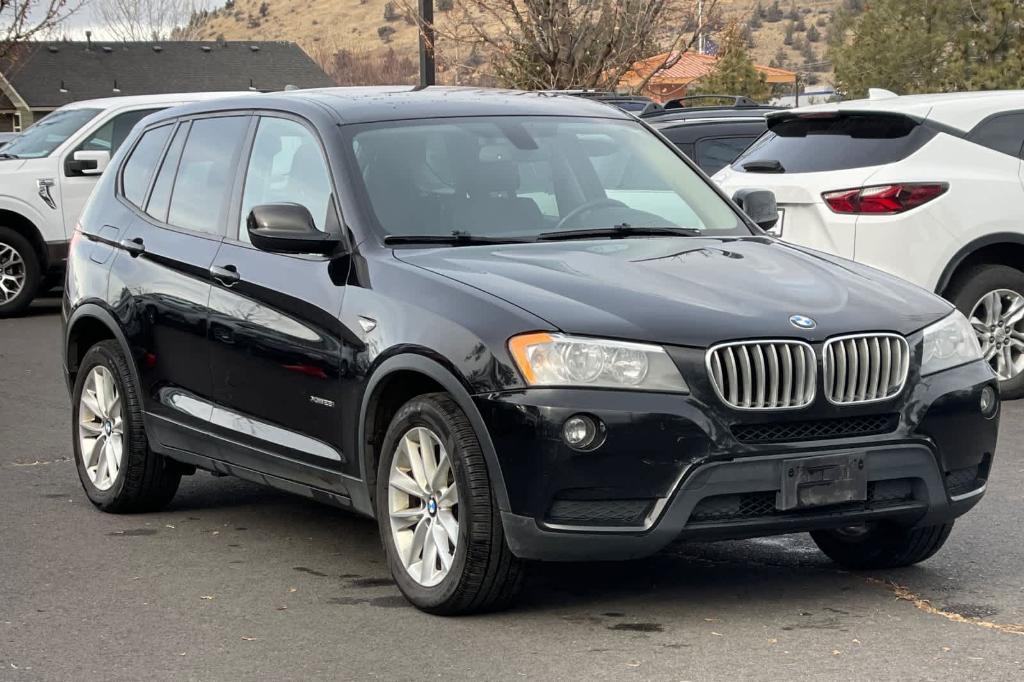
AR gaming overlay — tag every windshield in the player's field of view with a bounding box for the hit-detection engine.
[345,116,745,240]
[1,108,102,159]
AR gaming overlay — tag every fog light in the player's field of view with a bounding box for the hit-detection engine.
[980,385,998,418]
[562,414,604,450]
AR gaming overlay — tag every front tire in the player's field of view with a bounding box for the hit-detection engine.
[0,226,41,318]
[947,264,1024,398]
[376,393,524,615]
[72,341,181,512]
[810,522,953,570]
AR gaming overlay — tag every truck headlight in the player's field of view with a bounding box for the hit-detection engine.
[921,310,983,376]
[508,333,689,392]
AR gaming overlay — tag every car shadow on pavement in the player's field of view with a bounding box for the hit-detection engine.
[158,473,924,617]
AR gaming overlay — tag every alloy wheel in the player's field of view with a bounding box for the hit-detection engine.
[388,426,460,587]
[78,366,124,491]
[0,241,26,304]
[970,289,1024,381]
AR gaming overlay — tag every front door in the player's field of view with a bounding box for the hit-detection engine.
[206,115,353,490]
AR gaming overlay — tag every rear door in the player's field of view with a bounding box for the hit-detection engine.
[205,113,352,489]
[109,114,251,452]
[714,112,939,257]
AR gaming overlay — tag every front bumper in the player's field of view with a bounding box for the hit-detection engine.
[474,360,998,561]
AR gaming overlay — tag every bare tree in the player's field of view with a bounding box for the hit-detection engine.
[1,1,79,62]
[96,0,203,41]
[410,0,719,91]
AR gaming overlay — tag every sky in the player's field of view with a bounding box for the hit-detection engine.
[27,1,217,41]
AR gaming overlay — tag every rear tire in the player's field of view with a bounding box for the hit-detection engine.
[0,226,41,318]
[947,264,1024,399]
[72,341,181,512]
[810,522,953,570]
[376,393,524,615]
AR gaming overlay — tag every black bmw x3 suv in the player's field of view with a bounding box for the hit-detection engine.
[63,87,999,614]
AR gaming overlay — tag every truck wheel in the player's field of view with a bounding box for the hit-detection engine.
[810,522,953,569]
[0,226,40,317]
[72,340,181,512]
[947,264,1024,399]
[376,393,524,615]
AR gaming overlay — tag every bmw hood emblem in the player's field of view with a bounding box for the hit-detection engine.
[789,314,816,330]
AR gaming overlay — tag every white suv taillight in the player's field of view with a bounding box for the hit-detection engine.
[822,183,948,214]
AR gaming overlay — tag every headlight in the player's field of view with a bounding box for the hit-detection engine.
[921,310,983,376]
[508,332,689,392]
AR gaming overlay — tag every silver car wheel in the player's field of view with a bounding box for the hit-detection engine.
[970,288,1024,381]
[78,366,124,491]
[0,240,26,304]
[388,426,460,588]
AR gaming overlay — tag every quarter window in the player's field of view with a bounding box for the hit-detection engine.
[121,124,173,208]
[145,123,190,222]
[239,117,333,242]
[968,113,1024,158]
[167,116,249,235]
[695,136,756,175]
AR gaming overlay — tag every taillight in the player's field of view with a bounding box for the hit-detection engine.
[822,183,948,214]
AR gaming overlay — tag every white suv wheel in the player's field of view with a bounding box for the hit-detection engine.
[969,288,1024,381]
[0,240,27,304]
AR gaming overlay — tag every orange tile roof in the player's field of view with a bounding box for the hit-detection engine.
[621,51,797,87]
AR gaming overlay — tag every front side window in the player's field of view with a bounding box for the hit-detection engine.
[0,107,101,159]
[77,108,164,156]
[239,117,333,242]
[347,116,743,239]
[121,124,173,208]
[166,116,249,235]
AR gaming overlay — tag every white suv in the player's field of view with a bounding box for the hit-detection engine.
[0,92,246,316]
[715,90,1024,397]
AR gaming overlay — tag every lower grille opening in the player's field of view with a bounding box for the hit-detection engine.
[546,499,654,527]
[688,478,915,524]
[732,414,899,444]
[945,465,985,497]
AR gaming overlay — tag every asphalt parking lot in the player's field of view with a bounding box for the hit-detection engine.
[2,298,1023,681]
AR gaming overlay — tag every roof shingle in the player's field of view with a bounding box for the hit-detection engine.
[0,40,334,110]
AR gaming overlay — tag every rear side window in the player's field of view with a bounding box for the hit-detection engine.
[695,136,756,174]
[121,124,172,207]
[167,116,249,235]
[733,114,937,174]
[968,113,1024,158]
[78,108,164,156]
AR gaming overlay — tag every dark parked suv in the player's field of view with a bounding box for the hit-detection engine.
[63,87,999,614]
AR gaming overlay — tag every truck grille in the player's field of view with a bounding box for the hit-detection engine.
[706,340,816,410]
[823,334,909,405]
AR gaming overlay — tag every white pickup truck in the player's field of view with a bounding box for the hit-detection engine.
[0,92,245,316]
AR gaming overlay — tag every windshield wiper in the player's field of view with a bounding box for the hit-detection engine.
[0,152,19,160]
[384,231,531,246]
[537,224,702,241]
[742,159,785,173]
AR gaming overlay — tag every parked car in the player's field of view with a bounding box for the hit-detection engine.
[0,132,17,149]
[714,90,1024,397]
[63,87,998,615]
[0,92,247,316]
[641,96,781,175]
[544,90,663,116]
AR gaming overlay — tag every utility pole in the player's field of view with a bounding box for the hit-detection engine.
[794,72,800,108]
[697,0,705,54]
[418,0,436,87]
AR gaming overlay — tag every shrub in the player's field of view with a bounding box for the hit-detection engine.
[378,24,397,42]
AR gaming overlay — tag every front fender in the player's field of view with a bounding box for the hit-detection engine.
[357,353,511,517]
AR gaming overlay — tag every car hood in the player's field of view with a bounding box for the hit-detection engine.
[394,237,951,348]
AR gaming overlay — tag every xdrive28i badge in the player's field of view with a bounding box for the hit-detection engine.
[789,315,817,330]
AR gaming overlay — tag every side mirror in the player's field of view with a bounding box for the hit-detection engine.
[68,150,110,176]
[246,203,341,255]
[733,188,780,235]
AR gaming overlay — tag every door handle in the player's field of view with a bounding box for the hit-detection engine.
[119,237,145,257]
[210,264,240,286]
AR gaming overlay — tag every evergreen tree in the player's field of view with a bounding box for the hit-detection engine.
[693,23,770,101]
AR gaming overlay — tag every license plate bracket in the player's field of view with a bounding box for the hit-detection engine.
[777,453,867,511]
